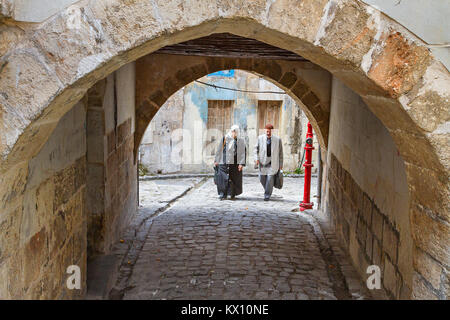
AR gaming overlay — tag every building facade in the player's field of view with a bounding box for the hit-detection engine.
[139,70,318,174]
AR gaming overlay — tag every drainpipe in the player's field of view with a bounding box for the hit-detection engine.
[300,122,314,211]
[316,145,322,209]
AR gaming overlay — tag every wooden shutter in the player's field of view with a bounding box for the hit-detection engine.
[207,100,234,155]
[258,100,282,135]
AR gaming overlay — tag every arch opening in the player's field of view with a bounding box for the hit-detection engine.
[0,1,448,300]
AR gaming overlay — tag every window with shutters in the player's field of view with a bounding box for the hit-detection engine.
[206,100,234,156]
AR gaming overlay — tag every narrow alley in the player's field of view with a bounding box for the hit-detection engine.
[102,176,385,300]
[2,0,448,301]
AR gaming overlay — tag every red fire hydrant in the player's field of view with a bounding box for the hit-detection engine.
[300,122,314,211]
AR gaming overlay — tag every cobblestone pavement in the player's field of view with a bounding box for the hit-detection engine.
[118,177,378,300]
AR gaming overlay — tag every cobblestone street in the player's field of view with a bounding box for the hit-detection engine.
[110,176,380,300]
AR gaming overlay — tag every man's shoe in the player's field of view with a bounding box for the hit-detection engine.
[264,197,270,201]
[230,195,236,200]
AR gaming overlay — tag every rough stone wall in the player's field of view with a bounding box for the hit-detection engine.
[324,77,412,299]
[0,100,87,299]
[2,0,77,22]
[86,63,137,256]
[0,55,137,300]
[139,88,184,174]
[0,0,448,299]
[86,78,107,256]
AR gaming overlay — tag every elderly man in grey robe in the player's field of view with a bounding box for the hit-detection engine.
[254,124,283,201]
[214,125,246,200]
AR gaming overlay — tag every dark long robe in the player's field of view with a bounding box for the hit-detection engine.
[214,136,246,197]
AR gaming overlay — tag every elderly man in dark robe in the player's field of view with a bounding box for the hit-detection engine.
[214,125,246,200]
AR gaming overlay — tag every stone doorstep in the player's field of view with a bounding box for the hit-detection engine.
[86,254,122,300]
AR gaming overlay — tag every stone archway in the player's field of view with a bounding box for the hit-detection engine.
[134,53,330,160]
[0,0,448,299]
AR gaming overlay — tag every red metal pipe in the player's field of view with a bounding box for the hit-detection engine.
[300,122,314,211]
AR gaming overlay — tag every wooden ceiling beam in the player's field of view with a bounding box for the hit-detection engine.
[155,33,306,61]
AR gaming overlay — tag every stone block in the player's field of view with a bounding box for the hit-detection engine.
[87,109,105,137]
[267,0,328,43]
[351,180,363,212]
[291,79,310,98]
[0,261,9,299]
[371,205,384,242]
[23,227,48,285]
[106,151,118,178]
[0,162,28,214]
[318,0,377,67]
[279,72,297,89]
[71,188,85,231]
[302,91,320,108]
[0,207,21,262]
[336,160,343,185]
[74,157,86,192]
[36,177,55,228]
[87,116,105,164]
[49,208,68,256]
[361,193,373,227]
[117,144,125,165]
[117,118,131,146]
[7,250,25,299]
[190,64,208,82]
[86,164,105,215]
[411,272,438,300]
[405,164,448,221]
[368,32,431,98]
[356,215,367,249]
[382,222,399,264]
[53,157,85,210]
[0,47,62,124]
[399,283,412,300]
[365,231,373,262]
[107,130,116,156]
[73,221,87,264]
[105,172,118,205]
[413,246,443,291]
[372,238,383,269]
[411,206,450,266]
[31,7,113,86]
[341,192,355,225]
[342,217,350,246]
[383,256,401,298]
